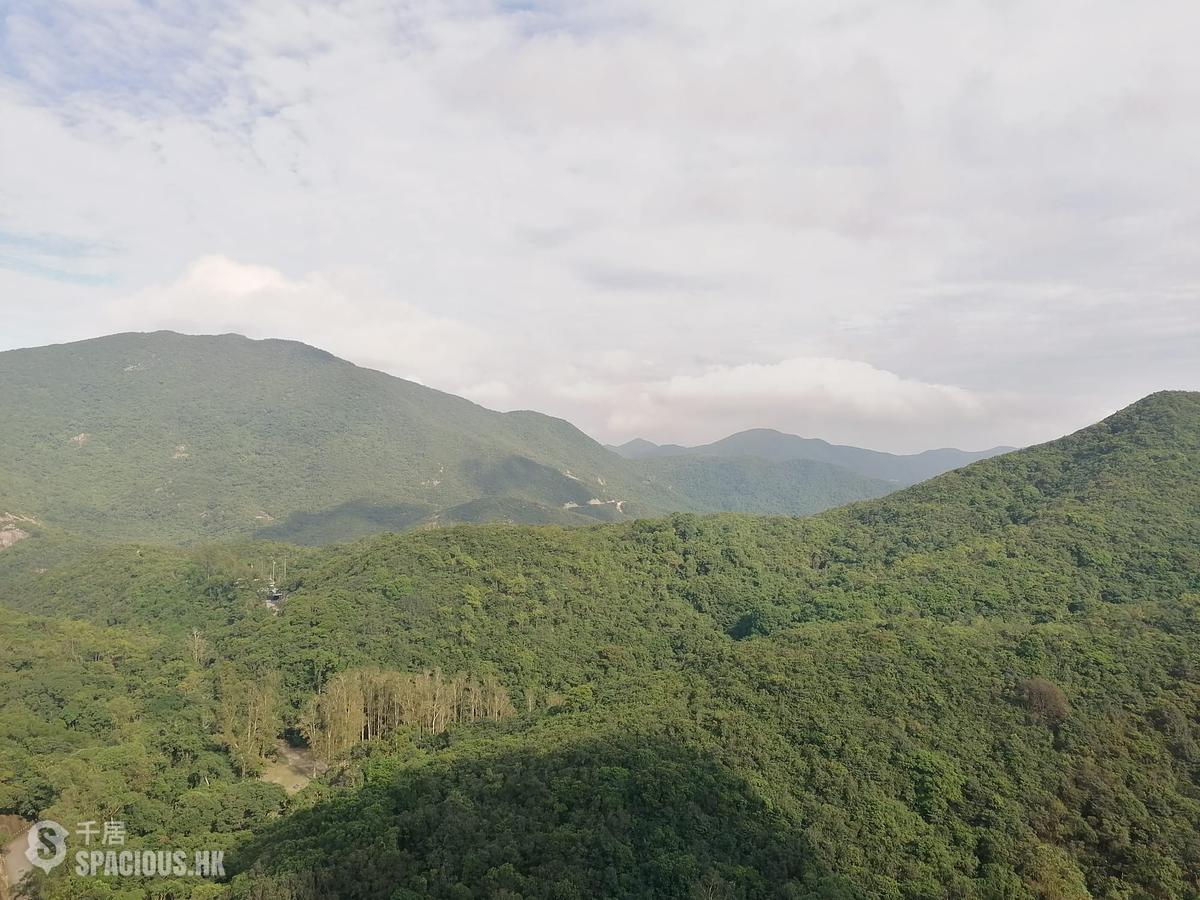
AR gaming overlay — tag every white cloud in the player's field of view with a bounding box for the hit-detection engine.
[106,256,495,389]
[1,0,1198,451]
[658,359,983,421]
[545,358,1004,452]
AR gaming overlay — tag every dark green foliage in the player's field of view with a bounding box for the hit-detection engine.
[227,724,814,900]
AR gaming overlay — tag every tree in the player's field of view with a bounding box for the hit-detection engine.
[216,667,282,776]
[1020,678,1071,728]
[188,627,210,666]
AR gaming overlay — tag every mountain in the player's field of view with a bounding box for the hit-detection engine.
[2,392,1199,898]
[632,454,895,515]
[0,331,685,544]
[614,427,1013,484]
[607,437,690,459]
[0,332,950,545]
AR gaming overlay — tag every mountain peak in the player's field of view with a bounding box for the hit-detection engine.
[1042,390,1200,452]
[1107,389,1200,423]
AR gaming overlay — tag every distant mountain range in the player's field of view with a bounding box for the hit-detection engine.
[0,332,1010,544]
[611,430,1013,485]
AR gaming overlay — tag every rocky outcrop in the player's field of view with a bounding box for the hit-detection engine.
[0,514,35,551]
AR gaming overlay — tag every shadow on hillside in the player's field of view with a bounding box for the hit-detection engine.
[464,456,597,506]
[224,731,837,899]
[259,501,433,545]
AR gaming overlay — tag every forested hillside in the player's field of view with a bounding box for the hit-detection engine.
[0,332,668,543]
[629,455,894,516]
[1,392,1198,898]
[0,333,912,544]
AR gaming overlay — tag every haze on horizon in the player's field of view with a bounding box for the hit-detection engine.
[2,0,1198,453]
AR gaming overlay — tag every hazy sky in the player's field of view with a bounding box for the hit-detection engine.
[2,0,1198,452]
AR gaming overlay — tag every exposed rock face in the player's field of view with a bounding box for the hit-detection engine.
[0,528,29,551]
[0,514,35,551]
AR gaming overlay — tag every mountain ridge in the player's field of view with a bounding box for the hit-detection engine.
[612,427,1014,483]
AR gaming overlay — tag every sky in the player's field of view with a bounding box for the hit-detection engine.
[1,0,1198,453]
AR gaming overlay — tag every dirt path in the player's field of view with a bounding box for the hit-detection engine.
[259,740,324,795]
[2,825,32,899]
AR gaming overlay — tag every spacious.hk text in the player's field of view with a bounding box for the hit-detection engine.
[25,820,224,879]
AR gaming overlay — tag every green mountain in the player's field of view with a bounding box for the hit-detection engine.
[610,436,690,458]
[614,428,1013,484]
[0,331,678,544]
[2,391,1199,899]
[633,454,895,515]
[0,332,915,545]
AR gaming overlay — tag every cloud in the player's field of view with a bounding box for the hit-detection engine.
[546,358,1004,451]
[0,0,1198,451]
[105,256,496,389]
[657,358,983,421]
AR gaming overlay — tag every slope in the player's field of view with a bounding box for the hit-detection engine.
[632,454,895,515]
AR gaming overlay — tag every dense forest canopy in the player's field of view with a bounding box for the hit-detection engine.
[1,391,1199,899]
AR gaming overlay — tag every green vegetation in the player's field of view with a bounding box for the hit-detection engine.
[0,610,286,900]
[632,455,893,515]
[0,333,905,546]
[1,391,1198,899]
[0,332,676,544]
